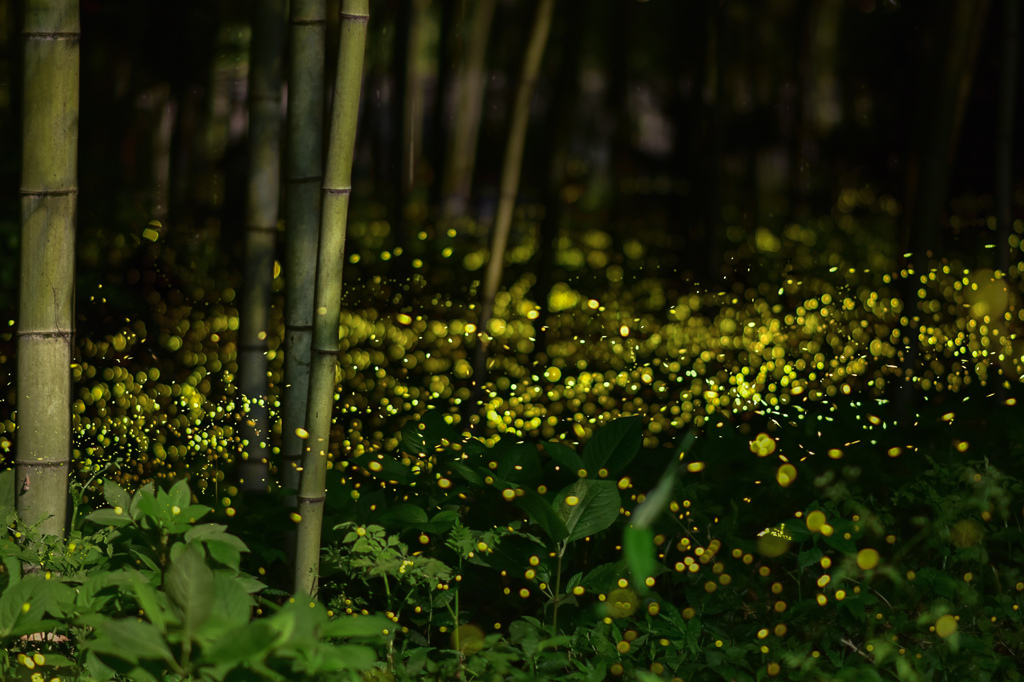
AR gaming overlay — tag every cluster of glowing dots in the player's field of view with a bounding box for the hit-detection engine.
[2,234,1022,499]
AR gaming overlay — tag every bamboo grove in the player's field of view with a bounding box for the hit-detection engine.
[6,0,1024,614]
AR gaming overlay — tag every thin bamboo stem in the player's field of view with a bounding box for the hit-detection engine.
[237,0,286,493]
[441,0,497,219]
[282,0,327,506]
[473,0,556,387]
[294,0,368,598]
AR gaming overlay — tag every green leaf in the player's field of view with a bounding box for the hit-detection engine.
[581,416,643,477]
[514,489,569,544]
[102,480,132,513]
[685,616,701,654]
[822,530,857,554]
[375,504,428,527]
[798,547,824,570]
[425,509,460,533]
[85,508,132,528]
[195,571,254,643]
[490,442,543,484]
[542,441,585,474]
[623,525,657,590]
[82,617,176,665]
[538,635,573,651]
[449,461,483,486]
[167,479,192,509]
[185,523,249,552]
[180,504,212,523]
[130,482,155,518]
[0,468,15,511]
[0,575,72,636]
[164,542,215,641]
[205,540,242,572]
[556,479,621,543]
[128,572,171,635]
[581,561,627,593]
[135,492,167,528]
[352,453,414,485]
[400,420,430,456]
[322,613,391,639]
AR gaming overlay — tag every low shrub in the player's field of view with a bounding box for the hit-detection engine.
[0,476,387,681]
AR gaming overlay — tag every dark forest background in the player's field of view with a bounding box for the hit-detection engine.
[0,0,1017,290]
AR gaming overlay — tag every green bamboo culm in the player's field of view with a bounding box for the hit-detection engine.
[16,0,80,537]
[281,0,327,507]
[474,0,556,387]
[294,0,369,597]
[441,0,497,219]
[237,0,286,493]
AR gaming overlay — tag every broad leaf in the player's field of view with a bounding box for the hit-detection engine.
[400,420,430,456]
[449,461,484,486]
[0,468,14,511]
[195,571,254,644]
[128,572,171,635]
[581,416,643,477]
[102,481,132,514]
[205,539,242,572]
[164,542,215,641]
[185,523,249,551]
[86,508,132,528]
[542,441,585,474]
[322,613,391,639]
[82,617,175,665]
[375,504,428,527]
[555,480,621,543]
[168,478,191,509]
[129,482,155,518]
[514,489,569,544]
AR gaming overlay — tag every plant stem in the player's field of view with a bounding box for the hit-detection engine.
[553,542,565,633]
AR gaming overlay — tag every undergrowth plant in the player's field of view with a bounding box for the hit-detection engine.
[316,398,1024,680]
[0,475,387,681]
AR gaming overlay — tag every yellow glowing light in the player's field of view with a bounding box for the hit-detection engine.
[805,510,827,532]
[857,548,880,570]
[776,464,797,487]
[935,614,957,638]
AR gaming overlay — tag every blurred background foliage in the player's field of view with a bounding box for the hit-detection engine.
[0,0,1021,494]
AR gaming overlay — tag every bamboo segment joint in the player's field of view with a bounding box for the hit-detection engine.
[23,31,79,39]
[291,18,326,25]
[19,188,77,197]
[247,224,278,234]
[323,186,352,195]
[339,12,370,22]
[16,330,73,341]
[14,461,69,469]
[296,495,327,504]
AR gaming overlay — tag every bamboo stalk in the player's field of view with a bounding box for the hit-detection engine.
[16,0,79,538]
[294,0,368,598]
[441,0,497,219]
[473,0,556,386]
[996,0,1018,275]
[237,0,286,493]
[281,0,327,506]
